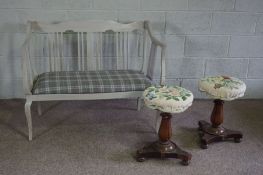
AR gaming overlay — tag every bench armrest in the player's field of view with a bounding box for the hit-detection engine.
[145,21,166,85]
[22,21,35,95]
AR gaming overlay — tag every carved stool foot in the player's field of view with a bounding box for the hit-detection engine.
[136,141,192,165]
[198,120,243,149]
[137,112,192,165]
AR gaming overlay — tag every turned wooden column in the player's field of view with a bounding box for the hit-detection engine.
[211,100,224,128]
[136,112,192,165]
[159,113,172,142]
[198,99,243,149]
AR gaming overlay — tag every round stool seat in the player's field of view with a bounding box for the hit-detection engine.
[199,76,246,101]
[143,86,194,113]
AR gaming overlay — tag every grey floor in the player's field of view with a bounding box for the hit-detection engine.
[0,99,262,175]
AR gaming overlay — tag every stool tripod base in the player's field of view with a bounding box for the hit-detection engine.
[198,120,243,149]
[136,140,192,165]
[136,112,191,165]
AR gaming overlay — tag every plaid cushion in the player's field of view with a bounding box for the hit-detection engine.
[32,70,152,94]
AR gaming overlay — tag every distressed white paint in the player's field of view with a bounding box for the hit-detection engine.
[22,20,165,140]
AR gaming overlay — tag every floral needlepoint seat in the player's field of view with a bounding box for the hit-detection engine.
[136,85,194,165]
[199,76,246,101]
[197,75,246,149]
[143,86,194,113]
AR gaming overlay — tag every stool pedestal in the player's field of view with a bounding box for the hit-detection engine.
[198,99,243,149]
[136,112,192,165]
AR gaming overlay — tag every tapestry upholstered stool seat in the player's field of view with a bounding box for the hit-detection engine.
[136,86,194,165]
[198,75,246,149]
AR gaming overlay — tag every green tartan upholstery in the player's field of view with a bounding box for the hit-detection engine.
[32,70,152,95]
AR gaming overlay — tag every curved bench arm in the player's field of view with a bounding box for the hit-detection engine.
[145,21,166,85]
[22,21,34,95]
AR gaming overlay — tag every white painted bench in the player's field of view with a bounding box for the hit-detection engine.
[22,20,166,140]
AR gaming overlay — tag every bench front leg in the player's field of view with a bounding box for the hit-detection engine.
[137,97,142,111]
[25,99,33,141]
[37,101,42,116]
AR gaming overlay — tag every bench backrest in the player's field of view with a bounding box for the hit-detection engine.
[22,20,162,94]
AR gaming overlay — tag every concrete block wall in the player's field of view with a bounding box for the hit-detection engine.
[0,0,263,98]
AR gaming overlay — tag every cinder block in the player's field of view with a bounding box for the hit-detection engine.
[0,56,22,79]
[67,11,118,21]
[229,36,263,57]
[118,0,140,10]
[166,35,185,58]
[181,79,208,99]
[152,79,181,86]
[0,9,19,33]
[140,0,187,10]
[188,0,235,11]
[185,36,229,57]
[93,0,116,9]
[152,58,205,79]
[16,9,68,32]
[16,10,68,23]
[255,14,263,35]
[118,11,165,33]
[211,12,257,34]
[94,0,140,10]
[0,78,24,99]
[243,79,263,98]
[0,0,41,9]
[41,0,70,9]
[248,58,263,78]
[41,0,93,9]
[235,0,263,13]
[205,58,249,78]
[0,33,25,57]
[166,12,211,35]
[166,58,205,78]
[67,0,93,9]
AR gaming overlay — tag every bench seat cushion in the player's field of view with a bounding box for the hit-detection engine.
[32,70,152,95]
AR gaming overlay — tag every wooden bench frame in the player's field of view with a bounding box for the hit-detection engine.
[22,20,166,141]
